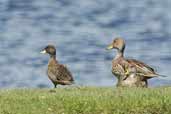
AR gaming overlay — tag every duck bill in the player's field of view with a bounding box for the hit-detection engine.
[40,50,47,54]
[106,44,114,50]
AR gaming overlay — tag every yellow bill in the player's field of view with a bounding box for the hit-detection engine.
[106,44,114,50]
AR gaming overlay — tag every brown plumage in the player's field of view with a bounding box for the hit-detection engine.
[41,45,74,88]
[106,38,163,87]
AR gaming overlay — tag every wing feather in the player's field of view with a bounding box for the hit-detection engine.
[126,59,157,78]
[48,64,74,85]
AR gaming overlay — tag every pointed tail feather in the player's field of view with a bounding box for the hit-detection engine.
[156,74,167,77]
[56,80,74,85]
[136,73,167,78]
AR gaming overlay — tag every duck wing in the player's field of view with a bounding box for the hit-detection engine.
[126,59,157,78]
[49,64,74,85]
[57,64,74,81]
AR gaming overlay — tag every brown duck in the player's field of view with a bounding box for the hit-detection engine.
[106,38,165,87]
[41,45,74,88]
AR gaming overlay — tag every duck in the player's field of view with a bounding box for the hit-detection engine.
[40,45,74,88]
[120,64,147,87]
[106,37,164,87]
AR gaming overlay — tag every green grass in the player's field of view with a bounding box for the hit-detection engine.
[0,87,171,114]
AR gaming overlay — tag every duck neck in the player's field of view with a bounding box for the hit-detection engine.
[50,54,56,59]
[49,55,58,64]
[115,50,124,59]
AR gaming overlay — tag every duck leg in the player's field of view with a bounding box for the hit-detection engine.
[54,84,57,88]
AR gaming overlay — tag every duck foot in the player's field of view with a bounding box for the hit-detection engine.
[49,89,56,93]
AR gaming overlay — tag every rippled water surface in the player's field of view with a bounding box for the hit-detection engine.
[0,0,171,88]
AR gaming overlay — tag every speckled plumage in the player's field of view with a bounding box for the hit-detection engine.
[107,38,161,87]
[41,45,74,88]
[112,57,148,87]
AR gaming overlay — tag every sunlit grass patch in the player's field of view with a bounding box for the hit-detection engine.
[0,87,171,114]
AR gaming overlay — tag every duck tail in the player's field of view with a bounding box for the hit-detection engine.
[65,81,74,85]
[136,73,167,78]
[156,74,167,77]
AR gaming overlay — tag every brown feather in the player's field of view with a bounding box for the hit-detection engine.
[48,59,74,86]
[126,59,157,78]
[41,45,74,88]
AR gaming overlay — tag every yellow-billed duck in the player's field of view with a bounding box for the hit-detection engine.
[41,45,74,88]
[106,38,164,87]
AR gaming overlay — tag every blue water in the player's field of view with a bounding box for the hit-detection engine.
[0,0,171,88]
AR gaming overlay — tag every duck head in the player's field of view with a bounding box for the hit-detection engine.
[106,38,125,52]
[40,45,56,57]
